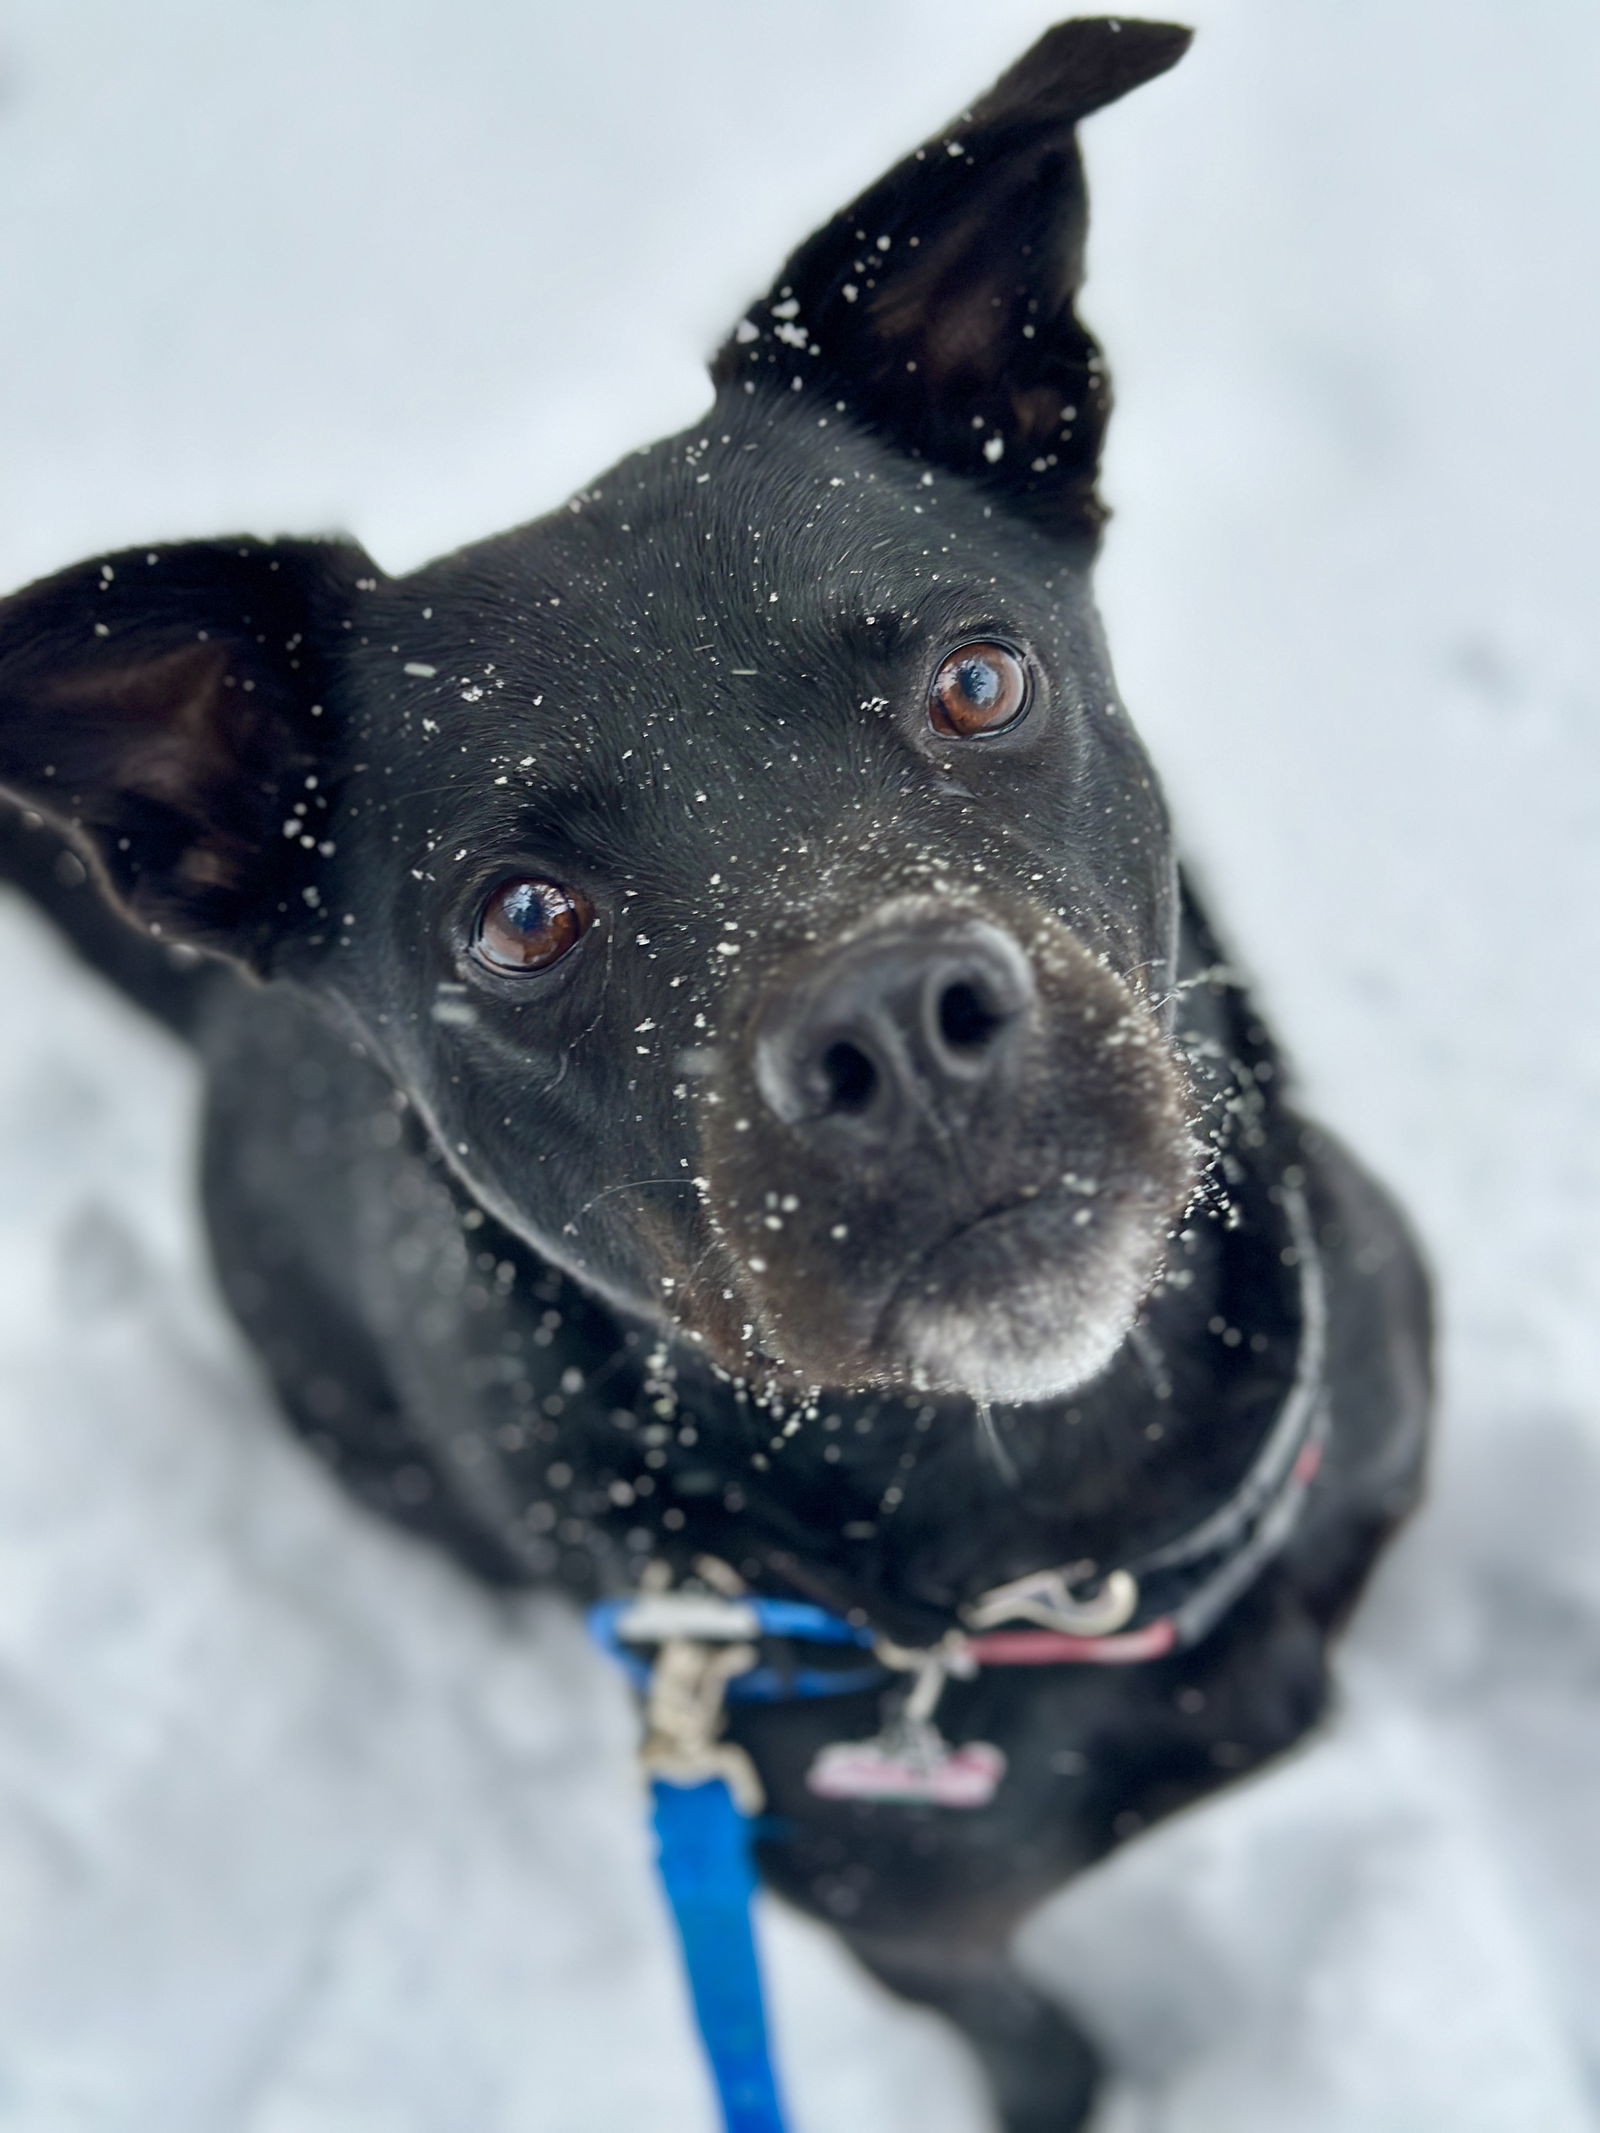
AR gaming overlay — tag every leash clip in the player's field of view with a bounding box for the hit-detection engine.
[640,1637,765,1814]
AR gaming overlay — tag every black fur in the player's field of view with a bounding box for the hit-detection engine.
[0,21,1429,2129]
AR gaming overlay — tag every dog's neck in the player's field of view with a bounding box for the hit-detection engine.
[558,1157,1300,1644]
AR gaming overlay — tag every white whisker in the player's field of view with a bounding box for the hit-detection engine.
[974,1397,1019,1485]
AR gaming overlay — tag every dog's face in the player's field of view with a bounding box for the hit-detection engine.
[329,402,1196,1404]
[0,21,1197,1405]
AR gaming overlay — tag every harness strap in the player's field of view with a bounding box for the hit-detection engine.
[591,1594,881,1702]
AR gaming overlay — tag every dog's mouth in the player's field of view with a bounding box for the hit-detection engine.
[673,1153,1191,1406]
[681,903,1199,1405]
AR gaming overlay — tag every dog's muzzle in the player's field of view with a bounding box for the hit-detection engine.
[694,902,1197,1402]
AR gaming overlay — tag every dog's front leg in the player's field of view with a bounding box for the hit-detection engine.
[842,1927,1101,2133]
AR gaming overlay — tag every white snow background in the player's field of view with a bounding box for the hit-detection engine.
[1,3,1598,2128]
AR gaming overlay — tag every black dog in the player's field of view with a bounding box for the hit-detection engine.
[0,20,1430,2130]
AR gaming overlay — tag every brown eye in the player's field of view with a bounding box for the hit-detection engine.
[472,878,591,974]
[928,641,1030,737]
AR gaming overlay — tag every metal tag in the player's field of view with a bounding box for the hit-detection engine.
[807,1723,1006,1808]
[805,1643,1005,1809]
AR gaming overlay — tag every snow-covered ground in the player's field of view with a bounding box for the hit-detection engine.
[2,4,1597,2127]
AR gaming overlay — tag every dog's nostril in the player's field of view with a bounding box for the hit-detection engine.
[938,978,1007,1054]
[822,1039,879,1115]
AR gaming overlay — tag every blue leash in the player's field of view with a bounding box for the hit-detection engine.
[650,1776,788,2133]
[591,1594,881,2133]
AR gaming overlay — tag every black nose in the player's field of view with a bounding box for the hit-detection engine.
[754,916,1036,1157]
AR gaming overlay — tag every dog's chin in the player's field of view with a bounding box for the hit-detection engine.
[880,1295,1135,1406]
[689,1193,1172,1406]
[867,1194,1168,1406]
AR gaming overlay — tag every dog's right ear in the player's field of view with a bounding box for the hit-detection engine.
[0,536,374,970]
[714,18,1191,542]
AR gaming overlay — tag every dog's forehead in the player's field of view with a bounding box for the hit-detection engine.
[399,399,1087,717]
[350,399,1115,908]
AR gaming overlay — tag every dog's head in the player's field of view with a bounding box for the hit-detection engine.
[0,20,1198,1406]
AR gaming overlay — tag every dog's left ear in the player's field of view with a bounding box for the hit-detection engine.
[714,17,1191,541]
[0,536,375,969]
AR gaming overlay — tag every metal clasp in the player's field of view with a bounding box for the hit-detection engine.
[640,1637,765,1814]
[963,1562,1140,1637]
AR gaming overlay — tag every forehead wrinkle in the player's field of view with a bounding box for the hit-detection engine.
[442,409,1000,637]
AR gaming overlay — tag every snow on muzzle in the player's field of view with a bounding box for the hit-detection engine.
[696,904,1200,1401]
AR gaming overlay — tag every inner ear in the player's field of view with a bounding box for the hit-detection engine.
[74,642,236,808]
[0,536,373,967]
[44,639,295,908]
[713,17,1192,540]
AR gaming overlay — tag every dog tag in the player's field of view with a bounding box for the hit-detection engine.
[807,1724,1006,1808]
[806,1645,1006,1809]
